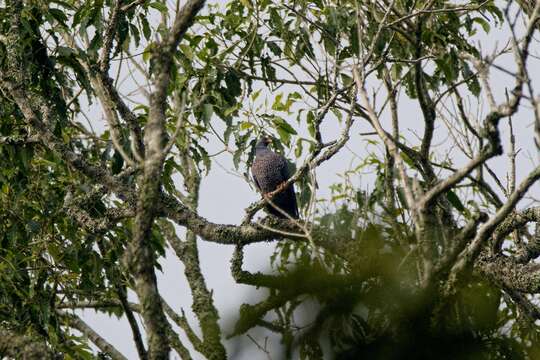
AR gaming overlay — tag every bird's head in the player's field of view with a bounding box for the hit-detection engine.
[256,135,272,149]
[255,135,273,157]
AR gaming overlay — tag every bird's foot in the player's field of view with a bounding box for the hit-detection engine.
[275,182,287,193]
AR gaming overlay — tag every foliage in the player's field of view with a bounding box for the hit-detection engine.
[0,0,540,359]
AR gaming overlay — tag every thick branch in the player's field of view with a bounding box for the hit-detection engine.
[428,211,488,284]
[127,3,206,359]
[449,166,540,278]
[476,253,540,293]
[491,207,540,260]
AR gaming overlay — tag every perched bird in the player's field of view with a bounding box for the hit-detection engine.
[251,136,299,219]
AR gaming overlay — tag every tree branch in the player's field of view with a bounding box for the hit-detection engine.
[242,92,356,223]
[0,327,56,360]
[99,0,124,73]
[449,166,540,280]
[126,2,206,358]
[60,311,128,360]
[476,253,540,293]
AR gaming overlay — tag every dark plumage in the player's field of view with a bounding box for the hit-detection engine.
[252,137,299,219]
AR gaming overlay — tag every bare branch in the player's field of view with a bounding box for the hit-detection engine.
[353,66,418,224]
[450,166,540,279]
[161,299,204,355]
[60,311,128,360]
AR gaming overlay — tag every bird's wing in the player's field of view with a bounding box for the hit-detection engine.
[287,184,299,218]
[251,161,262,191]
[276,154,299,218]
[276,154,291,182]
[252,173,261,191]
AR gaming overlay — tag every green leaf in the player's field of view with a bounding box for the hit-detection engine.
[48,8,68,25]
[149,2,168,13]
[141,16,151,41]
[307,111,316,138]
[277,127,291,146]
[240,121,254,130]
[179,44,194,60]
[57,46,74,57]
[401,152,415,167]
[396,187,409,209]
[473,17,491,33]
[251,89,262,101]
[111,150,124,174]
[294,138,303,158]
[49,0,75,10]
[446,190,465,213]
[239,0,252,10]
[272,116,297,135]
[143,44,155,63]
[267,41,282,56]
[272,93,284,111]
[341,73,353,87]
[233,148,242,170]
[225,70,242,98]
[202,103,214,123]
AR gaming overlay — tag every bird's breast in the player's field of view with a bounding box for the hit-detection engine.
[252,155,286,193]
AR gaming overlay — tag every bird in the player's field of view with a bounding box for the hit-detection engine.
[251,136,299,219]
